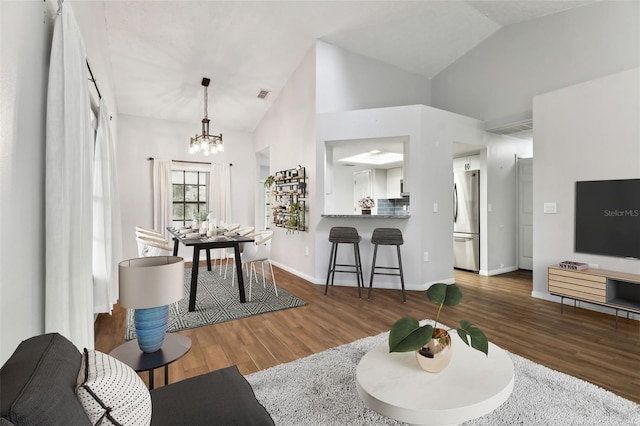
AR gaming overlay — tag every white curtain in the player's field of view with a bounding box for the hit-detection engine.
[45,2,94,350]
[93,99,123,314]
[209,163,231,225]
[153,159,173,240]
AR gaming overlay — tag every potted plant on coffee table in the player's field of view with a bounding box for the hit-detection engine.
[388,283,488,372]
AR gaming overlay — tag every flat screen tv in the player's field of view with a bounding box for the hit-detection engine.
[575,179,640,259]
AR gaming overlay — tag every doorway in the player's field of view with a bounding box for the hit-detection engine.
[353,170,372,214]
[517,157,533,270]
[257,148,271,230]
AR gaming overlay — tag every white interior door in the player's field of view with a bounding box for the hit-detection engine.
[517,158,533,270]
[353,170,372,214]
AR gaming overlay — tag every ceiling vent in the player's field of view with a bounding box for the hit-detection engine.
[257,89,270,99]
[486,119,533,140]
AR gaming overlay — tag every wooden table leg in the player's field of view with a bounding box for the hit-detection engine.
[149,369,154,390]
[188,248,200,311]
[206,249,212,271]
[234,244,247,303]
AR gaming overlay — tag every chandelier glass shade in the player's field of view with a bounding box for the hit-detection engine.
[189,78,223,155]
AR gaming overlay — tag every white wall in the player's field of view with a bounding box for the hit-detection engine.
[253,44,317,281]
[313,40,533,287]
[117,115,255,261]
[317,105,490,289]
[432,1,640,130]
[316,40,431,113]
[0,0,118,363]
[0,0,53,362]
[72,0,119,129]
[532,68,640,303]
[419,107,488,285]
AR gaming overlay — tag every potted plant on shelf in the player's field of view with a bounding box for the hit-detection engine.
[388,283,488,372]
[358,196,375,215]
[264,175,275,190]
[285,202,304,234]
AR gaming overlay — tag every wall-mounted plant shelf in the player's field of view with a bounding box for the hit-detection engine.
[271,166,307,233]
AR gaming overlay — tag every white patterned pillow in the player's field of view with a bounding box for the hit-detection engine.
[76,349,152,426]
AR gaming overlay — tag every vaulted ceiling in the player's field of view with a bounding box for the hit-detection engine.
[99,1,593,133]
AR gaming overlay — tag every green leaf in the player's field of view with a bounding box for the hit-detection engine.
[388,318,433,352]
[426,283,462,307]
[456,320,489,356]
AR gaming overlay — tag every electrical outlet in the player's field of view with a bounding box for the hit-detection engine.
[423,252,429,262]
[433,203,438,213]
[305,247,309,256]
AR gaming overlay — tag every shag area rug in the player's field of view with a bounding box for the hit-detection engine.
[125,266,306,340]
[246,329,640,426]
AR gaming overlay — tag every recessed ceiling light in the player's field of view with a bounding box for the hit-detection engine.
[338,150,403,165]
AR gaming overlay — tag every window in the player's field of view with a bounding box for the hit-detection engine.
[172,170,209,227]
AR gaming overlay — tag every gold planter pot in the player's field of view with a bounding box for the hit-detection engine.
[415,328,452,373]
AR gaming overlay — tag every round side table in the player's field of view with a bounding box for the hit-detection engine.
[110,333,192,389]
[356,331,514,425]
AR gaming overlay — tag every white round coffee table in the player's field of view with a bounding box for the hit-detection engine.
[356,331,514,425]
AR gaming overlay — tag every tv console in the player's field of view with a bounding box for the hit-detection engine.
[548,265,640,326]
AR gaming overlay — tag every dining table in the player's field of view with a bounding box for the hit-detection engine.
[166,227,254,312]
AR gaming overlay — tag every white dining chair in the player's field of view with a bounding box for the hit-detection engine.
[136,235,173,257]
[135,226,165,239]
[135,230,169,243]
[225,223,240,232]
[136,230,171,254]
[231,230,277,301]
[222,226,255,276]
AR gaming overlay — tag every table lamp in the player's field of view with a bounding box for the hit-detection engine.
[119,256,184,353]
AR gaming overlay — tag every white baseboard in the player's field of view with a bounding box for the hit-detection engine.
[479,265,519,276]
[269,260,318,284]
[271,259,454,292]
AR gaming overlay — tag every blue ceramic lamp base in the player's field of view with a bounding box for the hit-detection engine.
[134,305,169,353]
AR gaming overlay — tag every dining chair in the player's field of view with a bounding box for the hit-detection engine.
[136,235,173,257]
[221,226,255,276]
[231,230,277,301]
[135,230,171,255]
[135,230,169,243]
[135,226,165,239]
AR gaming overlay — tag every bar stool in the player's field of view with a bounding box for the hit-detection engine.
[325,227,364,298]
[368,228,406,302]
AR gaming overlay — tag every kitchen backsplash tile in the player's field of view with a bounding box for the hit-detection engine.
[377,196,410,215]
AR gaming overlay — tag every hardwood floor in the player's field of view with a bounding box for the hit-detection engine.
[94,266,640,404]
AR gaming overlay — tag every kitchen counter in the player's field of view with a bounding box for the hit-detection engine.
[321,214,410,219]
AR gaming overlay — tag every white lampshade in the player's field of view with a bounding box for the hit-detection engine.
[119,256,184,309]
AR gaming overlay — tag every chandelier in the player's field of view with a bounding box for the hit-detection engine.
[188,77,223,155]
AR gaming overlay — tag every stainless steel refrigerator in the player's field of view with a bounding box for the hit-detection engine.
[453,170,480,271]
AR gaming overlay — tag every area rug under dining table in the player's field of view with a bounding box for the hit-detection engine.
[246,328,640,426]
[125,266,306,340]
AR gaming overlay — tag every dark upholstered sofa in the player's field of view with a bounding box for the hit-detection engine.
[0,333,274,425]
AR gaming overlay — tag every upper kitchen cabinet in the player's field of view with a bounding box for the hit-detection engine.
[386,167,403,198]
[453,154,480,172]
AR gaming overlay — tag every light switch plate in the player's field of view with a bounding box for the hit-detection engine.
[543,202,557,214]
